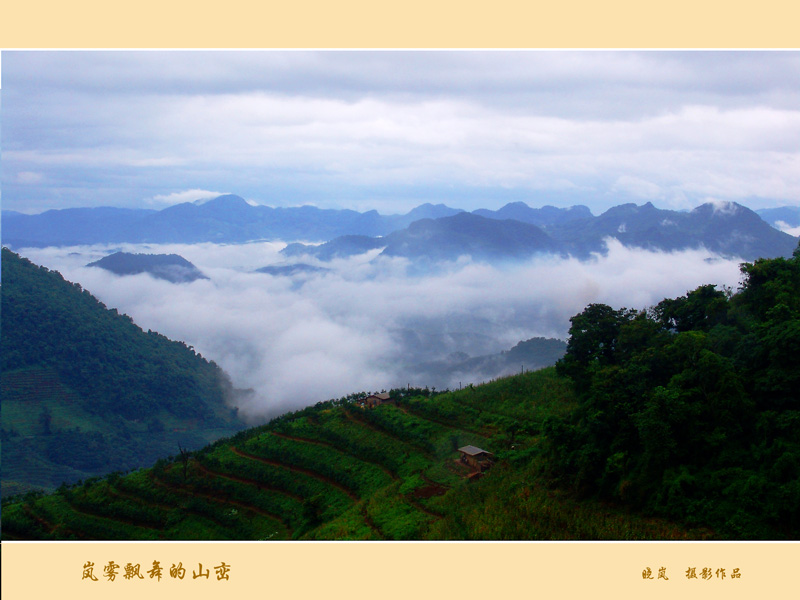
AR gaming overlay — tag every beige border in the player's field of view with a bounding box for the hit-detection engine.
[2,540,799,599]
[2,1,799,599]
[0,0,799,48]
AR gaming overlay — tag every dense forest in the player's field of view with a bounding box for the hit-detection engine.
[1,248,244,495]
[547,245,800,538]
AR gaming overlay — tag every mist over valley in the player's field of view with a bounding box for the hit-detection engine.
[16,225,747,421]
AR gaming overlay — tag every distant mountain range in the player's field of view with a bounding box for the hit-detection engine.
[2,195,466,247]
[1,206,159,248]
[757,206,800,229]
[281,213,561,265]
[285,201,799,263]
[4,194,798,263]
[0,194,595,248]
[87,252,209,283]
[473,202,594,227]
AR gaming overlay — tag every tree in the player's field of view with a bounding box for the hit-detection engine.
[653,284,729,332]
[38,406,53,435]
[177,445,191,482]
[546,252,800,538]
[737,257,800,322]
[556,303,634,392]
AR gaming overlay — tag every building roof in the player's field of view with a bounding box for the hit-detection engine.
[367,393,391,400]
[458,445,492,456]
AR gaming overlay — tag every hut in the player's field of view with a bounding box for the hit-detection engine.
[458,445,493,472]
[365,392,392,409]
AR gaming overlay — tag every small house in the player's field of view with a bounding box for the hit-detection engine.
[458,445,493,472]
[365,392,392,409]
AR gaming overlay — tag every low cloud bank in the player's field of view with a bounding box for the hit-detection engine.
[776,220,800,237]
[20,240,744,422]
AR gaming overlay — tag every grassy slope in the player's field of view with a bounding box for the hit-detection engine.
[1,368,710,541]
[2,367,241,494]
[1,248,245,495]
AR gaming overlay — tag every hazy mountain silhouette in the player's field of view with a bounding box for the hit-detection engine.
[757,206,800,229]
[282,201,798,264]
[4,195,796,262]
[87,252,209,283]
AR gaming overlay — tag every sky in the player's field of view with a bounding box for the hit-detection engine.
[2,50,799,215]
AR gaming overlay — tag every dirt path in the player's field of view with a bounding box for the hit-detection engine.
[406,496,444,520]
[395,403,492,438]
[110,486,174,511]
[151,471,293,536]
[22,503,80,539]
[23,504,56,535]
[231,446,359,502]
[343,408,433,457]
[270,428,441,537]
[65,498,162,532]
[272,430,331,448]
[449,395,538,429]
[194,458,304,502]
[272,431,400,482]
[360,505,387,540]
[420,472,452,489]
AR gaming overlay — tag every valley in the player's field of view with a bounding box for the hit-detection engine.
[2,198,799,541]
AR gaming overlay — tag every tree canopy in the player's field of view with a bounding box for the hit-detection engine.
[547,243,800,539]
[1,248,244,492]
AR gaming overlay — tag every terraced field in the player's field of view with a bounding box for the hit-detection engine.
[2,369,708,540]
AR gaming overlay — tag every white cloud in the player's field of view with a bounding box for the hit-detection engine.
[611,175,663,201]
[707,198,740,215]
[17,240,745,422]
[16,171,44,184]
[148,189,228,206]
[775,220,800,237]
[4,52,799,214]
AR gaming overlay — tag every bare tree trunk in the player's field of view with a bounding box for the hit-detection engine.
[178,445,190,482]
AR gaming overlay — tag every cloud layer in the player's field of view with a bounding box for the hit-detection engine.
[3,51,799,214]
[19,241,745,421]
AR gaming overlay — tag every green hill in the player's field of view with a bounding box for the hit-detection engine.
[546,246,800,539]
[1,248,245,496]
[1,369,706,541]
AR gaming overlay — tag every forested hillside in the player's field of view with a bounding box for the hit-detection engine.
[1,248,245,495]
[546,245,800,539]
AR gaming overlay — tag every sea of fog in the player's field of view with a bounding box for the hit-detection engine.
[18,240,745,422]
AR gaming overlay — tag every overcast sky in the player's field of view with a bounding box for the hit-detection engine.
[3,50,799,215]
